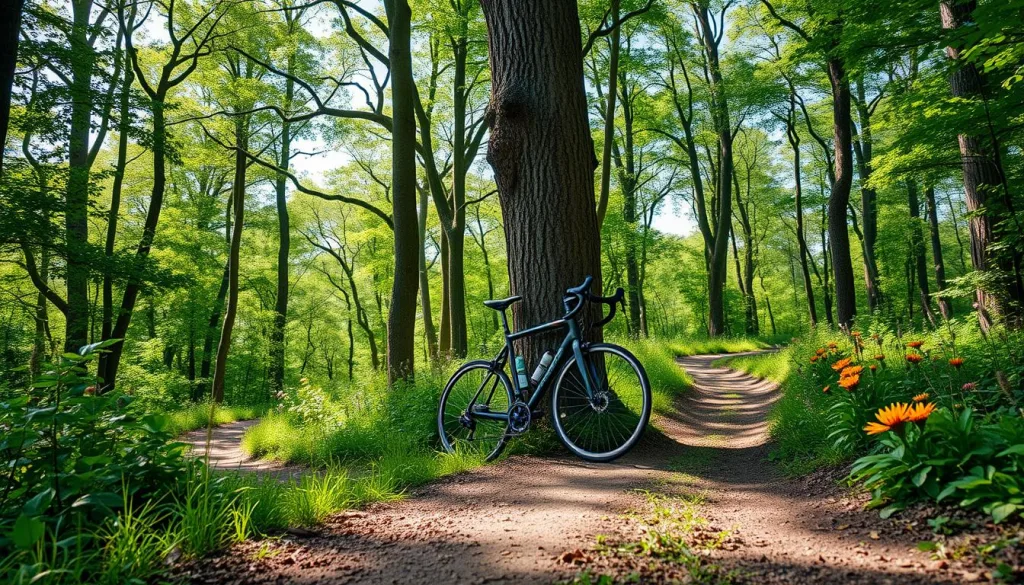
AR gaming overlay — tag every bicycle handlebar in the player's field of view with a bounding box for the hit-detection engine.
[562,277,625,327]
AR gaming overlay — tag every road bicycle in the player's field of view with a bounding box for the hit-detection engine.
[437,276,652,463]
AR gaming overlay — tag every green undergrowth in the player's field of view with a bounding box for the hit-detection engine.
[714,349,792,383]
[168,402,267,435]
[666,336,772,357]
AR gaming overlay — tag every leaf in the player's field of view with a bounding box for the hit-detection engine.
[912,466,931,487]
[23,489,54,516]
[71,492,123,514]
[936,484,958,502]
[10,514,45,549]
[990,503,1017,524]
[879,503,904,519]
[997,444,1024,457]
[917,540,937,551]
[140,413,169,434]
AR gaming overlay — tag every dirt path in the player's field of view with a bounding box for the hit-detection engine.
[181,353,960,585]
[183,419,305,481]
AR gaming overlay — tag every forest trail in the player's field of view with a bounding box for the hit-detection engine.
[183,419,305,481]
[182,353,955,585]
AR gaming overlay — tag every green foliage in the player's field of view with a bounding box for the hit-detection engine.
[770,322,1024,523]
[167,402,265,435]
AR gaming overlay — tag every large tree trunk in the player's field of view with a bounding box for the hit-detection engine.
[940,0,1022,329]
[0,0,25,176]
[925,186,953,319]
[385,0,419,383]
[480,0,602,362]
[826,56,857,329]
[448,33,469,359]
[211,116,248,403]
[268,71,294,395]
[907,180,937,327]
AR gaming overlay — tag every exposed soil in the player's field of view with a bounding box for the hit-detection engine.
[177,353,1008,584]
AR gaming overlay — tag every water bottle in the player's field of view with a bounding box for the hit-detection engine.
[515,356,530,390]
[531,351,554,385]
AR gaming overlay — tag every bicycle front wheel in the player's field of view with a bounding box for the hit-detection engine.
[438,361,513,461]
[550,343,651,462]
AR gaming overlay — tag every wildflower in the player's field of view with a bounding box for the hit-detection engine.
[84,385,96,396]
[874,354,885,361]
[839,374,861,391]
[816,348,826,356]
[906,402,936,424]
[906,353,923,364]
[864,403,911,435]
[828,341,838,349]
[912,393,929,403]
[962,382,977,391]
[831,358,852,372]
[869,364,877,372]
[810,355,819,363]
[823,385,831,394]
[907,340,924,349]
[840,365,864,378]
[948,357,964,369]
[851,331,862,337]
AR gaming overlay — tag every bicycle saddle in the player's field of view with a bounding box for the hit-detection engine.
[483,296,522,311]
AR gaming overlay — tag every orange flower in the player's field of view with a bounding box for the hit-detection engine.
[906,353,923,364]
[948,357,964,369]
[874,354,885,361]
[864,403,911,435]
[912,392,929,403]
[851,331,862,337]
[816,348,826,356]
[828,341,838,349]
[907,340,924,349]
[823,385,831,394]
[869,364,878,371]
[840,365,864,378]
[906,402,936,424]
[810,355,819,363]
[831,358,852,372]
[839,374,861,390]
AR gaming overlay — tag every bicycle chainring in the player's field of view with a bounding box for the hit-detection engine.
[508,401,532,434]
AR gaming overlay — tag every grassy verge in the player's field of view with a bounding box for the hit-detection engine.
[713,349,791,383]
[167,402,267,435]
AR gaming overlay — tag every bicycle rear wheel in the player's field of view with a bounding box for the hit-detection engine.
[550,343,651,462]
[438,361,513,461]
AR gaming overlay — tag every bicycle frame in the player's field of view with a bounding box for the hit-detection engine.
[467,308,599,425]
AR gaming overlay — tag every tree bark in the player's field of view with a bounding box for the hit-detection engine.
[853,78,882,312]
[269,66,295,395]
[907,180,936,327]
[596,0,620,227]
[826,56,857,329]
[784,98,818,327]
[925,186,953,319]
[417,184,439,361]
[693,1,734,337]
[212,116,248,403]
[480,0,603,362]
[0,0,25,176]
[940,0,1022,329]
[385,0,418,383]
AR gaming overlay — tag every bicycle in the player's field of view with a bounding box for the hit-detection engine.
[437,276,652,463]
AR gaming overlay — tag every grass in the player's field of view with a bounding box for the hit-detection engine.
[167,401,267,435]
[713,349,791,382]
[666,336,773,357]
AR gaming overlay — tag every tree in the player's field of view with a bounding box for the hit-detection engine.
[479,0,603,360]
[0,0,26,174]
[385,0,419,382]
